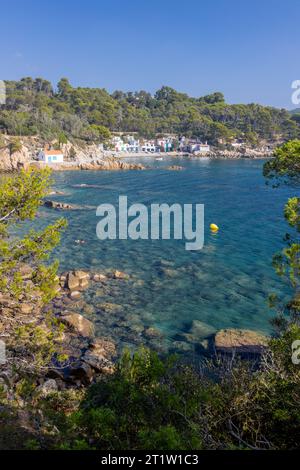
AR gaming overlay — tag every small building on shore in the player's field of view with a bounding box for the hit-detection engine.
[184,141,210,153]
[38,149,64,164]
[231,139,245,148]
[141,140,158,152]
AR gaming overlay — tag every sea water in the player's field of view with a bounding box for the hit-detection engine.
[34,157,295,355]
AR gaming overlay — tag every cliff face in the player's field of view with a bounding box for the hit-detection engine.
[0,144,31,171]
[0,137,145,172]
[0,137,107,171]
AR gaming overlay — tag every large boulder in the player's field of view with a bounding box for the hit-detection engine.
[67,361,94,385]
[65,270,90,291]
[82,337,116,375]
[0,143,31,171]
[113,270,129,280]
[88,338,116,358]
[44,200,77,210]
[214,329,268,355]
[82,353,114,374]
[60,313,94,337]
[36,379,58,396]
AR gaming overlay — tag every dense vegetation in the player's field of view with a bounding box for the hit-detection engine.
[1,141,300,450]
[1,77,300,145]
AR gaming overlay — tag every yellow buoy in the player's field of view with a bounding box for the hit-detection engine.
[210,223,219,232]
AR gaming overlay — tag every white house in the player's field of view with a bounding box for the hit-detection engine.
[38,149,64,163]
[187,142,210,153]
[141,140,158,152]
[197,143,210,153]
[231,139,245,148]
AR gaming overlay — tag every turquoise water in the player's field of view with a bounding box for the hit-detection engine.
[36,158,294,354]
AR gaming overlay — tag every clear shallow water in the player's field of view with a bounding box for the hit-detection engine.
[35,158,294,354]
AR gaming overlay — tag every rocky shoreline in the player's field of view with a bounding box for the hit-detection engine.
[0,265,270,397]
[0,136,273,172]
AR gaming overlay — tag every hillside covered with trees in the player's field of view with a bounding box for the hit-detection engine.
[1,77,299,146]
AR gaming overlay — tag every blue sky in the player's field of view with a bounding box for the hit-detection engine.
[0,0,299,108]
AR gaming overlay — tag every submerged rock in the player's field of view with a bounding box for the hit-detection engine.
[143,327,162,339]
[172,341,194,353]
[92,273,108,282]
[166,165,183,171]
[214,328,268,355]
[112,270,130,280]
[97,302,123,314]
[189,320,217,339]
[69,290,81,299]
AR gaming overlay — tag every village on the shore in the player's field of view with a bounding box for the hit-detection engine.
[36,132,276,165]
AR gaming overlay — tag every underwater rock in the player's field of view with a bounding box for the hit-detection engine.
[69,290,81,299]
[166,165,183,171]
[143,327,163,339]
[97,302,123,314]
[172,341,194,352]
[93,273,108,282]
[189,320,217,339]
[157,266,178,277]
[82,304,95,315]
[112,270,130,280]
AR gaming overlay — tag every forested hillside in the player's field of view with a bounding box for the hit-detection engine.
[0,77,299,145]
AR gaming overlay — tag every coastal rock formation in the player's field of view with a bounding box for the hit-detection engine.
[63,270,90,291]
[93,273,108,282]
[112,270,130,280]
[82,352,115,374]
[199,147,273,159]
[167,165,183,170]
[143,327,162,339]
[60,312,95,337]
[214,328,268,354]
[0,143,31,171]
[44,200,77,210]
[78,159,145,171]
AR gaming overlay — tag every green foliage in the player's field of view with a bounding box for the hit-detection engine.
[58,131,67,145]
[0,168,67,375]
[263,141,300,327]
[264,140,300,185]
[34,341,300,451]
[0,78,298,144]
[9,137,22,155]
[0,133,5,148]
